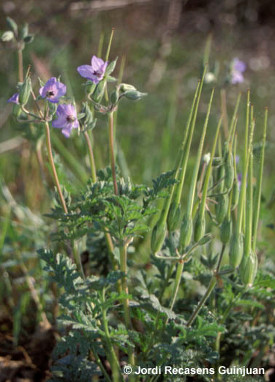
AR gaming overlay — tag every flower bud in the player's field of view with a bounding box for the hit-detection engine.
[179,214,193,252]
[194,213,205,242]
[81,102,94,126]
[92,81,105,102]
[220,217,232,244]
[120,83,136,92]
[110,88,120,105]
[167,202,181,232]
[123,90,147,101]
[239,251,258,286]
[151,221,166,254]
[229,232,243,268]
[19,77,32,106]
[215,194,228,224]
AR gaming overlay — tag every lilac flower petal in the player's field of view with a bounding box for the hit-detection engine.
[52,104,78,137]
[39,77,66,103]
[62,127,72,138]
[231,71,244,84]
[233,58,246,73]
[91,55,105,71]
[52,116,67,128]
[77,65,94,80]
[8,92,19,104]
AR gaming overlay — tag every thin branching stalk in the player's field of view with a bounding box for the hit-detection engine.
[252,108,268,251]
[17,48,23,82]
[119,243,135,368]
[84,130,97,182]
[101,289,122,382]
[109,111,118,195]
[44,121,68,214]
[169,259,185,311]
[220,88,228,138]
[187,244,226,327]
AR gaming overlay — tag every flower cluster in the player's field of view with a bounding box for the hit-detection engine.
[8,55,108,138]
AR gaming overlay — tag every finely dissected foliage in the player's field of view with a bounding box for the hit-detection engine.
[1,18,274,382]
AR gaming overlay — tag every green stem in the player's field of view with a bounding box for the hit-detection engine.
[119,244,135,368]
[18,48,23,82]
[101,290,122,382]
[109,112,118,195]
[236,91,250,235]
[186,88,214,218]
[84,131,97,182]
[252,108,268,251]
[91,345,113,382]
[187,244,225,327]
[44,122,68,214]
[105,28,115,62]
[169,260,184,312]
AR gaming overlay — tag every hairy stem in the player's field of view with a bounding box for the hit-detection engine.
[187,244,225,327]
[119,243,135,369]
[101,290,122,382]
[109,112,118,195]
[18,48,23,82]
[44,122,68,214]
[84,131,97,182]
[169,260,184,312]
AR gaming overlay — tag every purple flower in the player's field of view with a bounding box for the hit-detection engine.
[77,55,108,84]
[39,77,66,103]
[231,58,246,84]
[8,92,19,104]
[52,104,79,138]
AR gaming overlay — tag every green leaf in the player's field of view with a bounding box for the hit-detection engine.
[6,17,18,35]
[23,34,34,44]
[105,57,118,76]
[236,299,265,310]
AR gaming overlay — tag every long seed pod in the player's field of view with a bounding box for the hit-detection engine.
[230,93,255,268]
[229,231,243,268]
[239,250,258,286]
[194,117,222,241]
[252,108,268,251]
[151,79,203,253]
[151,221,166,254]
[179,88,214,252]
[215,194,228,224]
[167,67,208,232]
[231,136,239,210]
[224,134,236,191]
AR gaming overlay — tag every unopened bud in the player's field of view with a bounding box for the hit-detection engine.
[19,77,32,106]
[120,83,136,92]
